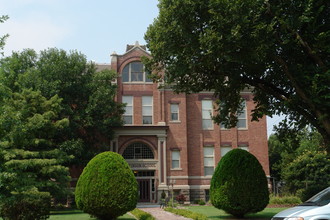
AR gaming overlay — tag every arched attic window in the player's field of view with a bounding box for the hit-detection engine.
[122,61,152,83]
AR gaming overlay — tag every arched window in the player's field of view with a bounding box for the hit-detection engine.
[122,61,152,83]
[122,142,154,159]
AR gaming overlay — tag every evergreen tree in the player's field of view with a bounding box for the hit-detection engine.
[0,89,71,219]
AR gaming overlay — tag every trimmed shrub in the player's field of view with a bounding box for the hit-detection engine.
[198,200,206,205]
[75,152,138,220]
[269,195,301,205]
[165,207,208,220]
[131,208,155,220]
[0,189,51,220]
[210,149,269,218]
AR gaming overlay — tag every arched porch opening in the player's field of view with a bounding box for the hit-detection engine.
[122,142,157,203]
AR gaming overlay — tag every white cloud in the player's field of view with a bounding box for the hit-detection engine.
[1,14,71,56]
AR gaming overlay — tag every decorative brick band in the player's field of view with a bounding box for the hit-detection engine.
[122,91,153,96]
[168,100,181,104]
[203,142,215,146]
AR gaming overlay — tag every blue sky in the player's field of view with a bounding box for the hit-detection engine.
[0,0,282,136]
[1,0,159,63]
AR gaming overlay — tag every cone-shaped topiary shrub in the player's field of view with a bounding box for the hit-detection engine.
[210,149,269,218]
[75,152,138,220]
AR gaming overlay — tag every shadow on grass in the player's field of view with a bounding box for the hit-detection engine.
[51,209,84,215]
[50,210,134,220]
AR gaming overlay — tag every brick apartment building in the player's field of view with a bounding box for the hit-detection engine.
[97,42,269,203]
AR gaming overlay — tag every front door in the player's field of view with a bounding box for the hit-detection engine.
[137,179,150,202]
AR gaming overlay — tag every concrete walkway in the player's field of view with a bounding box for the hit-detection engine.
[139,207,192,220]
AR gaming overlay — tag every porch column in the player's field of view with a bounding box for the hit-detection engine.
[158,136,167,187]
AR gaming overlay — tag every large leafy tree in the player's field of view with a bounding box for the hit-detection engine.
[268,129,329,200]
[145,0,330,151]
[282,150,330,201]
[0,48,124,164]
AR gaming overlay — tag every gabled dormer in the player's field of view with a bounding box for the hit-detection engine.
[111,41,152,84]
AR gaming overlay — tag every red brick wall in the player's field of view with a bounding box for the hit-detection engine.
[111,45,269,190]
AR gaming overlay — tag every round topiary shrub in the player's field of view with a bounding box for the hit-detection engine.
[210,149,269,218]
[75,152,138,220]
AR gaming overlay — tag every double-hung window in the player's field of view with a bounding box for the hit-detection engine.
[203,146,214,176]
[202,100,213,130]
[171,150,180,169]
[122,96,133,125]
[142,96,153,124]
[170,104,179,121]
[237,100,247,129]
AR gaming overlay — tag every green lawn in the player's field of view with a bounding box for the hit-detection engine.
[186,206,288,219]
[49,210,135,220]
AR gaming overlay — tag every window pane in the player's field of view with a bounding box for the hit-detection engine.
[143,106,152,115]
[202,110,212,119]
[204,167,214,176]
[131,62,143,72]
[124,116,132,124]
[142,96,153,105]
[171,104,178,113]
[204,147,214,156]
[122,66,129,82]
[143,116,152,124]
[202,119,212,129]
[237,119,247,128]
[125,106,132,115]
[122,96,132,105]
[240,100,246,109]
[202,100,212,109]
[172,160,180,169]
[172,151,180,160]
[221,146,231,156]
[204,157,214,166]
[237,109,246,119]
[131,72,143,81]
[171,113,178,121]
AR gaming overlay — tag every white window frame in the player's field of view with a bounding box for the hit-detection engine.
[202,100,213,130]
[122,61,152,83]
[122,96,133,125]
[170,104,179,122]
[203,146,215,176]
[237,100,247,129]
[142,96,153,125]
[171,150,180,169]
